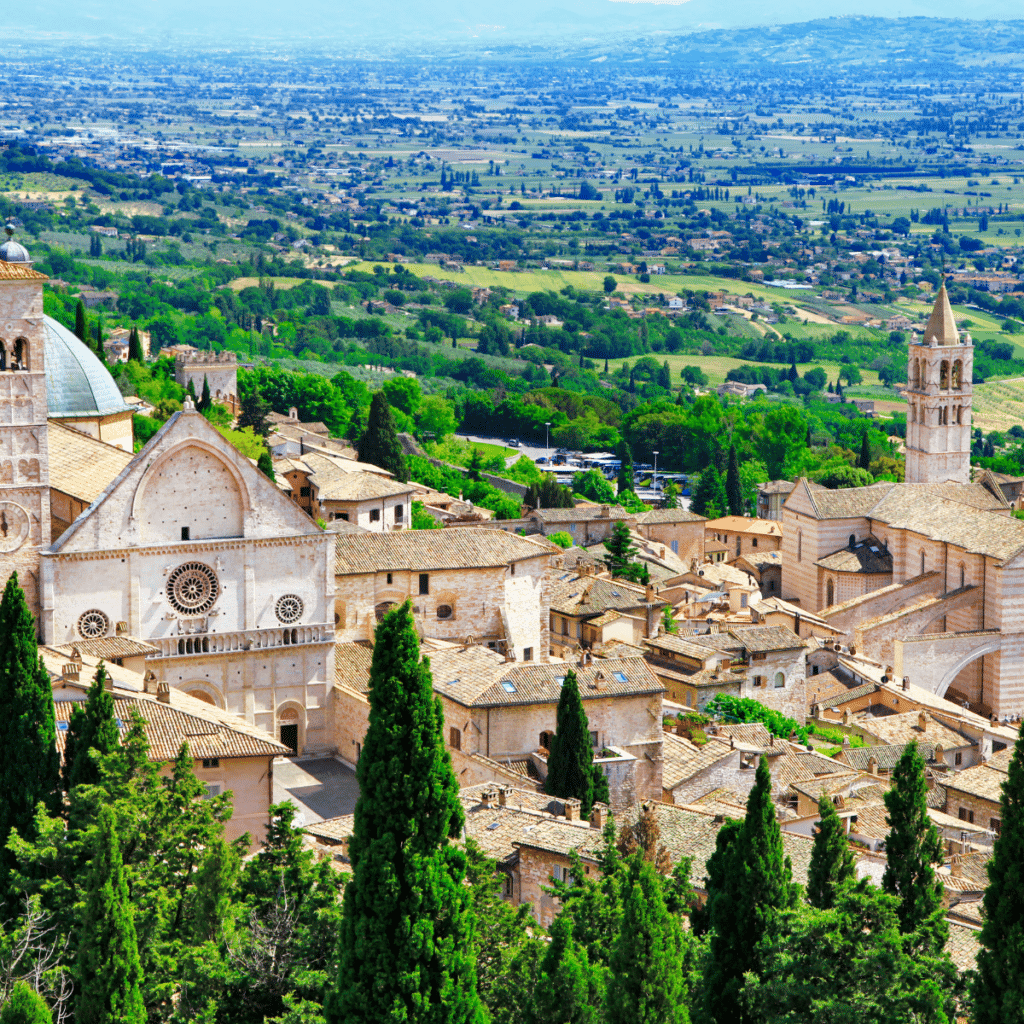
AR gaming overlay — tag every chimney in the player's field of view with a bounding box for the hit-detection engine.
[950,854,963,878]
[842,709,851,726]
[480,788,496,809]
[564,798,581,822]
[918,710,928,732]
[867,755,878,776]
[600,505,611,518]
[61,663,79,685]
[497,785,513,808]
[594,671,604,691]
[103,670,114,693]
[902,676,910,691]
[842,735,851,750]
[143,670,158,695]
[645,583,655,603]
[157,681,171,704]
[934,744,945,765]
[590,802,607,830]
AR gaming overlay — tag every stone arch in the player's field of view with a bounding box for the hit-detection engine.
[913,358,921,387]
[181,681,224,708]
[934,640,1003,700]
[434,590,458,621]
[132,440,249,543]
[277,701,305,754]
[940,360,949,390]
[375,600,397,622]
[953,360,963,390]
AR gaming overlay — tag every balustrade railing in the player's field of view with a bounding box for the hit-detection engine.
[150,623,334,658]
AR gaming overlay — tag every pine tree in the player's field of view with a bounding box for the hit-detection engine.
[198,375,212,413]
[974,729,1024,1022]
[544,670,609,818]
[616,442,634,495]
[74,300,88,345]
[704,757,796,1024]
[807,792,857,909]
[127,327,143,364]
[358,391,409,482]
[257,450,276,482]
[859,429,872,471]
[0,574,62,899]
[76,806,146,1024]
[64,663,120,792]
[690,466,727,520]
[0,983,52,1024]
[882,741,945,948]
[607,857,688,1024]
[725,445,743,517]
[94,315,105,361]
[603,519,639,579]
[529,913,603,1024]
[327,602,484,1024]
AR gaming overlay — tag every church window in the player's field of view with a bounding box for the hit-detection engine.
[956,406,963,425]
[797,531,802,562]
[953,360,963,390]
[449,727,461,750]
[419,573,430,595]
[12,338,27,371]
[940,360,949,390]
[370,508,381,522]
[920,551,926,575]
[386,572,393,585]
[167,562,220,616]
[437,604,453,620]
[77,609,110,639]
[960,564,966,589]
[0,341,5,371]
[774,672,785,688]
[181,527,190,541]
[826,579,834,607]
[276,594,304,624]
[937,409,943,425]
[395,504,403,521]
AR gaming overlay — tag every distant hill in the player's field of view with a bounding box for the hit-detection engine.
[15,1,1024,47]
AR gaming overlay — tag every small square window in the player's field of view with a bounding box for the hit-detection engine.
[991,818,1001,834]
[395,504,404,520]
[370,508,381,522]
[204,783,221,800]
[202,758,220,769]
[419,573,429,595]
[955,752,963,766]
[523,647,533,662]
[181,527,190,541]
[300,486,311,498]
[386,572,393,585]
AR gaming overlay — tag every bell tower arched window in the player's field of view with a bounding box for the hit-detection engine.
[940,360,949,390]
[952,360,963,390]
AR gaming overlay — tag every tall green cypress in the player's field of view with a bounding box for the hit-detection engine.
[327,601,483,1024]
[0,982,52,1024]
[74,300,88,345]
[607,857,688,1024]
[882,741,945,948]
[257,450,276,482]
[0,574,61,898]
[616,442,634,495]
[544,670,609,818]
[704,757,796,1024]
[690,466,726,520]
[859,429,872,471]
[358,391,409,482]
[725,444,743,517]
[76,805,146,1024]
[64,663,120,793]
[186,379,197,406]
[806,792,856,909]
[198,374,212,413]
[529,913,603,1024]
[127,327,143,364]
[974,729,1024,1022]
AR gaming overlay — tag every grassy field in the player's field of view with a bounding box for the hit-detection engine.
[613,352,882,387]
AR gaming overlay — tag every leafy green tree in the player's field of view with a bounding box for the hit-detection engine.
[660,606,678,635]
[604,276,617,294]
[548,531,574,549]
[744,878,959,1024]
[256,450,275,482]
[807,792,857,909]
[661,481,679,510]
[839,364,862,386]
[0,983,52,1024]
[327,601,483,1024]
[689,466,726,520]
[882,741,945,949]
[237,391,272,437]
[74,300,88,345]
[358,391,409,482]
[418,395,457,440]
[76,806,145,1024]
[572,470,616,505]
[544,670,609,818]
[0,574,61,901]
[64,663,120,792]
[607,857,689,1024]
[127,327,143,364]
[754,405,807,481]
[725,445,743,517]
[530,913,604,1024]
[974,729,1024,1022]
[703,757,797,1024]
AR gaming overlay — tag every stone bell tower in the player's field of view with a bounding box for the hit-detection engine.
[904,283,973,485]
[0,227,51,627]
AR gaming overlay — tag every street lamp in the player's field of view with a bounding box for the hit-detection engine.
[652,450,659,495]
[545,421,551,462]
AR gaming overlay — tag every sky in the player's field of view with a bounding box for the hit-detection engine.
[16,0,1023,46]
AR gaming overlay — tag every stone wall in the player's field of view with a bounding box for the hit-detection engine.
[943,784,1001,833]
[332,684,370,768]
[639,520,704,567]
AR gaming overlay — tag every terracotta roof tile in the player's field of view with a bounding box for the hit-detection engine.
[47,421,134,505]
[662,732,736,790]
[0,263,48,281]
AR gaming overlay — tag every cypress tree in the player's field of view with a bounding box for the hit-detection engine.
[127,327,143,364]
[0,574,61,896]
[974,729,1024,1022]
[198,375,212,413]
[257,450,276,482]
[807,792,857,909]
[544,670,609,818]
[607,857,688,1024]
[882,741,945,948]
[690,466,727,520]
[616,442,634,495]
[186,379,198,406]
[358,391,409,482]
[704,757,796,1024]
[530,913,604,1024]
[725,444,743,517]
[859,429,872,471]
[0,983,52,1024]
[603,520,639,579]
[76,805,146,1024]
[64,663,120,793]
[74,300,88,345]
[327,601,484,1024]
[94,315,105,361]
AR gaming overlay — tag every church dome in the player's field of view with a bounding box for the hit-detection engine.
[0,223,31,263]
[42,315,131,418]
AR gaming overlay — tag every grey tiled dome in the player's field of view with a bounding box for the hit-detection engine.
[0,238,30,263]
[43,315,131,418]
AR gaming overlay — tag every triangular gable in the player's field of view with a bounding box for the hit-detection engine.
[782,478,820,518]
[50,405,323,553]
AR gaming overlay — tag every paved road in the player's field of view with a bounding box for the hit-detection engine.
[459,432,552,466]
[273,757,359,826]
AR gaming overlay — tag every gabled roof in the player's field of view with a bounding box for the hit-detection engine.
[47,420,133,505]
[550,574,656,617]
[634,508,706,525]
[530,506,633,523]
[726,625,804,653]
[662,732,736,790]
[815,537,893,575]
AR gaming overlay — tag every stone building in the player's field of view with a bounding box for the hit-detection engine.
[333,529,556,660]
[632,507,706,564]
[704,516,783,562]
[174,350,239,416]
[527,504,632,544]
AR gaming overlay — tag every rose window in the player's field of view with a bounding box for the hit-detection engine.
[276,595,303,624]
[167,562,220,616]
[77,609,110,639]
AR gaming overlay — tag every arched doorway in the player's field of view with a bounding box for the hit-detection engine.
[278,705,302,754]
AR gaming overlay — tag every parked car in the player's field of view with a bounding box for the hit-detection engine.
[507,438,521,447]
